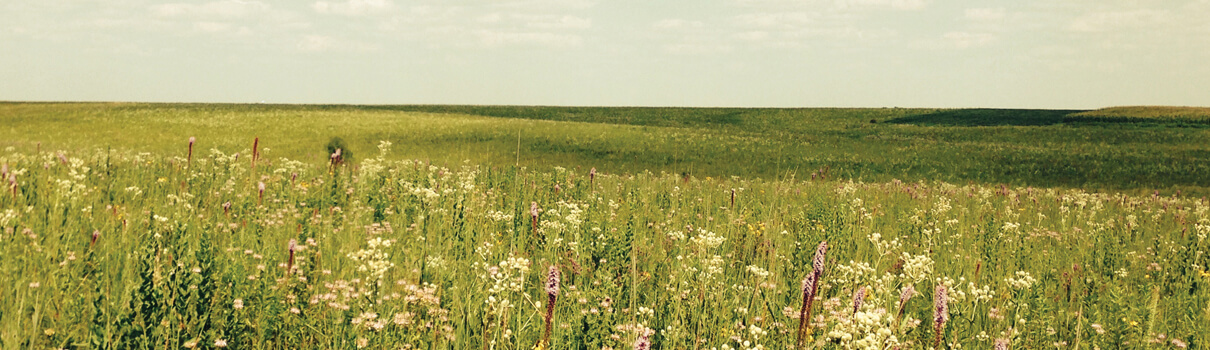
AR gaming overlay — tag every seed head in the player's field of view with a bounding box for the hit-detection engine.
[545,265,561,297]
[189,137,196,145]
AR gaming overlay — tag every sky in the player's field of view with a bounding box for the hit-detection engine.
[2,0,1208,109]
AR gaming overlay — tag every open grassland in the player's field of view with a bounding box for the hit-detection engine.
[2,103,1209,195]
[1,147,1207,349]
[1,103,1209,349]
[1066,107,1210,126]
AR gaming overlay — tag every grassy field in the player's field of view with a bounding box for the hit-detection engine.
[2,103,1209,195]
[1066,107,1210,126]
[1,103,1208,349]
[0,146,1207,349]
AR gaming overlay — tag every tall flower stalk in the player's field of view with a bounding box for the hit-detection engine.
[797,241,828,349]
[543,265,560,348]
[933,285,949,349]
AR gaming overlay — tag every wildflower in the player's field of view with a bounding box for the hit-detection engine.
[543,265,561,347]
[90,230,100,246]
[852,286,867,313]
[933,285,949,348]
[546,265,561,297]
[994,338,1009,350]
[233,299,244,309]
[356,337,368,348]
[797,241,828,349]
[214,339,228,348]
[1091,323,1105,334]
[898,285,915,310]
[633,333,651,350]
[812,241,829,274]
[29,282,40,288]
[1172,339,1187,348]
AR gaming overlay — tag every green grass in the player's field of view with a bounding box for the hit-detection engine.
[2,102,1209,349]
[1067,106,1210,126]
[3,103,1209,195]
[0,148,1207,349]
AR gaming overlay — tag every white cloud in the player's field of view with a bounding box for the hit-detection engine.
[662,42,733,55]
[653,19,705,30]
[524,15,592,29]
[151,0,271,18]
[732,31,769,41]
[836,0,928,11]
[964,7,1005,21]
[1068,9,1168,32]
[297,34,379,52]
[942,31,995,48]
[733,12,817,29]
[476,30,583,47]
[313,0,392,16]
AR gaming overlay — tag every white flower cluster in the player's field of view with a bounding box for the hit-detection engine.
[719,324,769,350]
[1005,271,1037,290]
[967,282,995,303]
[690,228,725,250]
[746,265,771,279]
[899,253,934,284]
[398,181,441,203]
[538,200,587,234]
[832,261,876,286]
[484,210,513,222]
[482,254,531,329]
[826,308,900,350]
[699,255,725,281]
[347,237,395,286]
[0,209,18,227]
[868,233,901,256]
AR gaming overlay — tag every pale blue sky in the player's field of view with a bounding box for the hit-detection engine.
[2,0,1208,108]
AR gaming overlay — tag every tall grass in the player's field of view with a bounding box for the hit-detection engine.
[1,144,1206,349]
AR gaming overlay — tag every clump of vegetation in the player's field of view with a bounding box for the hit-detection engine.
[325,137,353,165]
